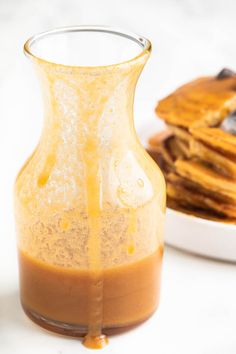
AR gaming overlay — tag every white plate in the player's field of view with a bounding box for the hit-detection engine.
[139,123,236,262]
[165,208,236,262]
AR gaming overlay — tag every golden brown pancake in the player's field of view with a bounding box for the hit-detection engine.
[190,127,236,157]
[156,76,236,128]
[167,181,236,218]
[189,138,236,178]
[148,131,188,163]
[166,172,236,205]
[166,124,192,144]
[175,159,236,200]
[167,136,189,159]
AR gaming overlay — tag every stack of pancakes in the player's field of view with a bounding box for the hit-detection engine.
[148,69,236,222]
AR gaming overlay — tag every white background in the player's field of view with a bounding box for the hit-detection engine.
[0,0,236,353]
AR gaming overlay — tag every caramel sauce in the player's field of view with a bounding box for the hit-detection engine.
[19,246,163,348]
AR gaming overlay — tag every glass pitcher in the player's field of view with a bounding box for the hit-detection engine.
[14,26,165,349]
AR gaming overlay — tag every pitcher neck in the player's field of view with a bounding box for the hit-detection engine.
[34,59,147,149]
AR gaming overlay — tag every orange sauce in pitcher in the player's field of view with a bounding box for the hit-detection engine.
[19,245,163,348]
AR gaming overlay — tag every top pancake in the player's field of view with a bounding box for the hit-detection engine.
[156,76,236,128]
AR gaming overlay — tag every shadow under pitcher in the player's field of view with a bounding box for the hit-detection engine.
[14,26,166,349]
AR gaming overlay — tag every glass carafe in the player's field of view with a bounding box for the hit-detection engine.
[14,26,165,349]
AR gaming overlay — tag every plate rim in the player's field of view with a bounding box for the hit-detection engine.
[167,207,236,231]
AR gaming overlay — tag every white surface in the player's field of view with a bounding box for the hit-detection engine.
[166,209,236,262]
[1,0,236,353]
